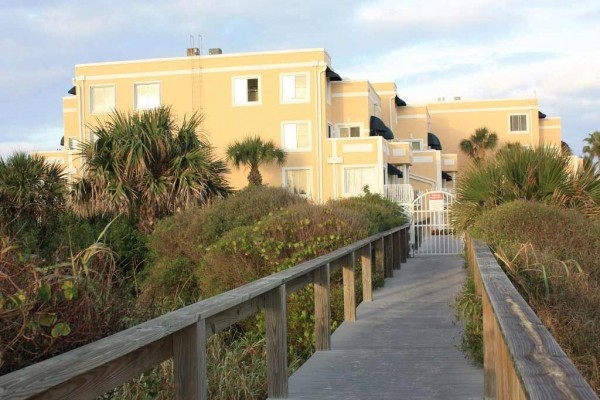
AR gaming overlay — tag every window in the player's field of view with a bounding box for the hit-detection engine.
[509,114,528,133]
[339,126,361,138]
[344,166,376,196]
[281,73,309,103]
[411,141,421,151]
[284,169,312,198]
[90,85,115,114]
[233,77,260,105]
[282,122,310,151]
[67,138,77,150]
[135,82,160,110]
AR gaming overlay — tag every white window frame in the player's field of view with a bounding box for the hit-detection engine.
[281,121,312,152]
[89,84,116,114]
[326,81,332,105]
[282,167,313,198]
[333,123,363,138]
[232,75,262,106]
[280,72,310,104]
[508,113,528,134]
[342,164,378,197]
[134,81,161,111]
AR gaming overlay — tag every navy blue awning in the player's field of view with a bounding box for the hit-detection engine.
[68,86,76,95]
[538,111,546,119]
[370,116,394,140]
[428,132,442,150]
[326,67,342,81]
[442,171,452,181]
[395,96,407,107]
[387,164,403,177]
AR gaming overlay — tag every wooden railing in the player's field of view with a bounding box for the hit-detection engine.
[0,224,410,400]
[465,235,598,400]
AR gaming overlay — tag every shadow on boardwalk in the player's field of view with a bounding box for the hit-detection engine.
[285,255,483,400]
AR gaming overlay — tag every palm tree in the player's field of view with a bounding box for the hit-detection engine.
[72,106,231,232]
[459,127,499,162]
[226,136,286,186]
[582,130,600,163]
[0,152,66,228]
[561,141,572,156]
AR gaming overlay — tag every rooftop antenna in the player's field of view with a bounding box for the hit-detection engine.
[197,34,203,55]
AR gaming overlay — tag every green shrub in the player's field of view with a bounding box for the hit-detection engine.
[470,200,600,392]
[330,190,406,234]
[141,186,305,310]
[454,267,483,366]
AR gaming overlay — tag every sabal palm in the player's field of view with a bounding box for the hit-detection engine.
[452,146,600,231]
[0,152,66,227]
[72,106,231,232]
[459,127,499,162]
[582,130,600,163]
[226,136,286,185]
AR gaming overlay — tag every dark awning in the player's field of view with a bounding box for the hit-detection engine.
[395,96,407,107]
[68,86,76,95]
[387,164,403,177]
[538,111,546,119]
[325,67,342,81]
[442,171,452,181]
[428,132,442,150]
[370,116,394,140]
[60,136,64,146]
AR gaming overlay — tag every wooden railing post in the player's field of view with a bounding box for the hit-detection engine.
[266,285,288,398]
[400,228,408,262]
[314,263,331,351]
[343,253,356,322]
[482,290,497,399]
[374,237,384,277]
[361,244,373,302]
[173,319,207,400]
[384,235,393,277]
[392,231,401,270]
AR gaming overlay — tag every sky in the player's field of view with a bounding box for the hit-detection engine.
[1,0,599,157]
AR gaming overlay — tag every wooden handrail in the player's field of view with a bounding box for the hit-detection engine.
[0,224,410,400]
[465,235,598,400]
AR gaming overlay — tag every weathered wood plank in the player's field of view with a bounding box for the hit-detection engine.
[470,237,598,400]
[265,285,288,398]
[361,244,373,302]
[392,231,401,270]
[343,253,356,322]
[205,295,265,335]
[384,234,393,278]
[314,263,331,351]
[31,336,172,400]
[285,271,314,295]
[400,228,408,263]
[374,237,384,277]
[173,319,207,400]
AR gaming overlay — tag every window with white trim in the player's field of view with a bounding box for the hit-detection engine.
[134,82,160,110]
[284,168,312,198]
[233,77,260,104]
[67,137,77,150]
[90,85,115,114]
[344,166,376,196]
[281,73,309,103]
[509,114,528,133]
[282,122,310,151]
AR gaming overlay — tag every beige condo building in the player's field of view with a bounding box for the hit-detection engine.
[39,47,562,202]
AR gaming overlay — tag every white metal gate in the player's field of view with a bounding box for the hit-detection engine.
[410,190,463,256]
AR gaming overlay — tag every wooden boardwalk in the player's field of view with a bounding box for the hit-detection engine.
[285,255,483,400]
